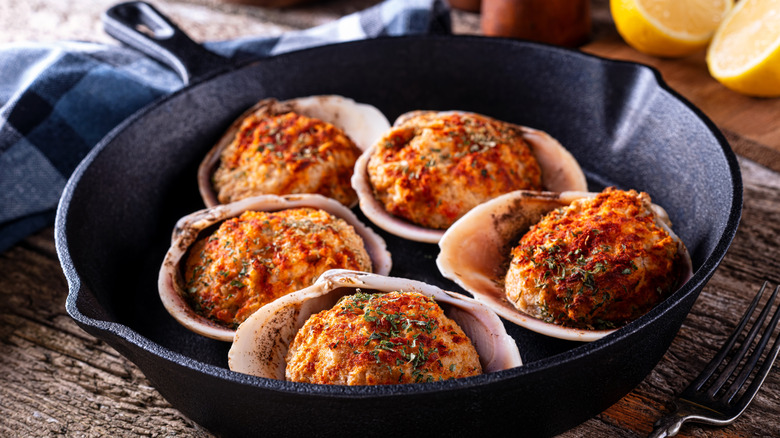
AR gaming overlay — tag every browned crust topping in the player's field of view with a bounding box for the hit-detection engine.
[367,111,543,229]
[285,290,482,385]
[213,112,362,206]
[184,208,372,329]
[505,188,684,329]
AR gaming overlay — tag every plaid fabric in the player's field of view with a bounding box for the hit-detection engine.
[0,0,451,252]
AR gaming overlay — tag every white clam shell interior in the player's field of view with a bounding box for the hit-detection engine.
[158,194,392,342]
[352,111,588,243]
[436,190,693,342]
[228,269,523,381]
[198,95,391,207]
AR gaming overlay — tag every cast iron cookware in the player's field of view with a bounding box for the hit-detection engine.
[55,2,742,437]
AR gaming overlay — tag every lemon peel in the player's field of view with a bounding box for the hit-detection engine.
[707,0,780,97]
[611,0,733,58]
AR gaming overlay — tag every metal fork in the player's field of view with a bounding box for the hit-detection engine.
[648,282,780,438]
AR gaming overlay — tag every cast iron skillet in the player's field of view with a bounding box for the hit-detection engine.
[55,2,742,437]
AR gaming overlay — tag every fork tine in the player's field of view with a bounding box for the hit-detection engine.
[705,283,779,398]
[688,282,769,392]
[722,286,780,405]
[649,283,780,438]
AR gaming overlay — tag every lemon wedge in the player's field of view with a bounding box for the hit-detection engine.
[707,0,780,97]
[611,0,734,57]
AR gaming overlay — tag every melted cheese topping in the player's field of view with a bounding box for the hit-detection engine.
[213,112,362,206]
[184,208,372,329]
[285,290,482,385]
[505,188,684,329]
[367,112,542,229]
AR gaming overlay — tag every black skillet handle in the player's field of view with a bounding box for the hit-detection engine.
[102,1,230,84]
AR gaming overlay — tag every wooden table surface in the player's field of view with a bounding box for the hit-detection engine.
[1,1,779,437]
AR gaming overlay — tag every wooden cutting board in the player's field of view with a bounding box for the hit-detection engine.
[582,30,780,174]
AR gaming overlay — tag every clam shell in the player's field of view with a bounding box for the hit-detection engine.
[352,111,587,243]
[228,269,523,381]
[436,190,693,342]
[198,95,391,207]
[158,194,392,342]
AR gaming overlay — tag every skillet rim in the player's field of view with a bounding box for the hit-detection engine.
[54,34,743,398]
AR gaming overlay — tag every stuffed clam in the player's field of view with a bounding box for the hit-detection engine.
[199,95,391,208]
[228,270,523,384]
[158,194,392,342]
[436,188,693,342]
[352,110,587,243]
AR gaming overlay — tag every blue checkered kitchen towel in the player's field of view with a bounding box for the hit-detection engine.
[0,0,451,253]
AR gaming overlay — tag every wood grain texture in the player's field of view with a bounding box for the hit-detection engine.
[0,232,212,437]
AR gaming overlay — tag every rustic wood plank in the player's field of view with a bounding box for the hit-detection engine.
[0,230,214,438]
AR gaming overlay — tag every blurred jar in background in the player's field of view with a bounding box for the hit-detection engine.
[481,0,591,47]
